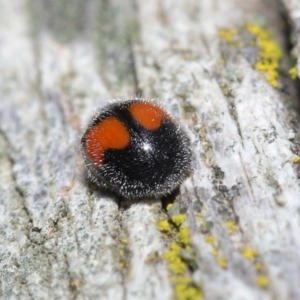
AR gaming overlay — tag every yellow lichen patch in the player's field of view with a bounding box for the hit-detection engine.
[175,284,203,300]
[254,262,264,271]
[247,23,282,88]
[212,248,219,257]
[166,203,174,211]
[69,278,80,291]
[241,248,257,260]
[157,219,172,233]
[118,238,130,269]
[163,228,192,275]
[240,248,269,286]
[160,212,203,300]
[247,24,267,38]
[204,234,220,264]
[178,226,191,246]
[219,82,233,96]
[220,24,283,88]
[204,235,228,269]
[289,66,298,79]
[217,256,227,269]
[196,212,203,223]
[145,251,159,264]
[163,245,187,275]
[170,241,182,252]
[205,235,216,246]
[256,275,269,288]
[171,214,187,226]
[222,220,238,234]
[170,277,203,300]
[219,28,238,44]
[292,155,300,164]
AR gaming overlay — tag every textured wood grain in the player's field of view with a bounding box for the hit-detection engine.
[1,0,300,299]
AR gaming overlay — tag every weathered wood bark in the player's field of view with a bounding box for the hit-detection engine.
[1,0,300,299]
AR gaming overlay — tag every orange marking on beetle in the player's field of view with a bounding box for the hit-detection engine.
[84,117,130,166]
[128,102,170,130]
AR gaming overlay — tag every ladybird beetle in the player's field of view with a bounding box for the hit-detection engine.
[81,99,192,199]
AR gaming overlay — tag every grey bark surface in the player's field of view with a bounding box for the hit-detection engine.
[1,0,300,300]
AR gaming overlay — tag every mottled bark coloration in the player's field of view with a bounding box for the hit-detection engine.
[1,0,300,299]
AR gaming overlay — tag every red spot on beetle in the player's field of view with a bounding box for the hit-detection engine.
[83,116,130,166]
[128,102,170,130]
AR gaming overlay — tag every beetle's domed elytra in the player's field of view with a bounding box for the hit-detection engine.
[81,99,192,199]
